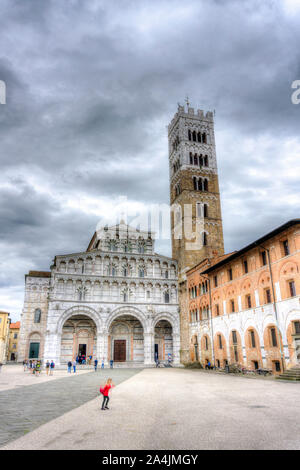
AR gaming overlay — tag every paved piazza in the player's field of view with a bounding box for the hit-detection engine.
[0,365,299,450]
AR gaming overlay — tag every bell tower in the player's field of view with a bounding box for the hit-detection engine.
[168,102,224,363]
[169,103,224,278]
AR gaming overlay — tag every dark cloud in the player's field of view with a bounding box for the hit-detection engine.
[0,0,299,320]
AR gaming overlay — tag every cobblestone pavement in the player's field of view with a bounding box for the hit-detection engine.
[0,368,141,447]
[2,368,300,450]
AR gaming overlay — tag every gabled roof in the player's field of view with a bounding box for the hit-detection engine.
[10,321,20,329]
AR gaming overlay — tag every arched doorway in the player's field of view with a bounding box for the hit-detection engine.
[108,315,144,363]
[60,314,97,364]
[154,319,173,363]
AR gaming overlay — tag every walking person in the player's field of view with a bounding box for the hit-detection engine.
[45,360,50,375]
[67,360,72,373]
[50,360,55,376]
[101,358,104,369]
[110,359,114,369]
[94,358,98,372]
[23,359,27,371]
[100,378,114,410]
[72,359,76,373]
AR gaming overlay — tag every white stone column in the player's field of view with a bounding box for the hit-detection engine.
[144,332,155,365]
[44,331,61,366]
[97,329,109,365]
[172,332,181,365]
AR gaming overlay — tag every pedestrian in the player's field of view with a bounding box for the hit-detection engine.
[0,362,2,373]
[35,361,41,376]
[100,378,115,410]
[23,359,27,371]
[45,360,50,375]
[101,358,104,369]
[110,359,113,369]
[72,359,76,373]
[94,358,98,372]
[67,360,72,373]
[50,360,55,375]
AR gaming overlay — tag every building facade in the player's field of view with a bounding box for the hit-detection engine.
[168,104,224,362]
[0,311,10,364]
[18,222,180,366]
[7,321,20,361]
[187,220,300,373]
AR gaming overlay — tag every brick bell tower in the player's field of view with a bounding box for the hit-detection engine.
[168,102,224,362]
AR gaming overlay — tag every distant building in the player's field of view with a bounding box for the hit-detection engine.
[0,311,10,364]
[8,321,20,361]
[187,220,300,373]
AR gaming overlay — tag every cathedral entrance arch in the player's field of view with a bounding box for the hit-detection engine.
[60,314,97,364]
[154,319,173,362]
[108,315,144,363]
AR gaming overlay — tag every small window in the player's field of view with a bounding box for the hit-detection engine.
[218,334,222,349]
[203,204,208,218]
[282,240,290,256]
[228,268,233,281]
[190,153,193,164]
[205,336,208,350]
[216,359,220,368]
[265,288,272,304]
[246,294,251,309]
[250,330,256,348]
[203,232,207,246]
[270,327,277,347]
[14,333,18,339]
[294,321,300,334]
[261,250,267,266]
[288,280,296,297]
[164,292,170,304]
[203,179,208,191]
[243,260,248,274]
[214,275,218,287]
[232,330,237,344]
[215,304,220,316]
[34,309,41,323]
[230,299,235,313]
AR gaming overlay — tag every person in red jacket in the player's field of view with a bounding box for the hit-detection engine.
[100,378,114,410]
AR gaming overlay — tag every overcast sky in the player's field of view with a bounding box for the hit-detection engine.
[0,0,299,321]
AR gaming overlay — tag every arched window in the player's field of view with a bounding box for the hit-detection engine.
[165,270,169,279]
[204,204,208,218]
[111,266,116,276]
[204,155,208,167]
[199,155,203,166]
[194,155,198,165]
[188,129,192,141]
[164,291,170,303]
[198,178,203,191]
[197,132,201,142]
[139,268,145,278]
[192,131,197,142]
[203,232,208,246]
[34,308,41,323]
[189,153,193,164]
[202,133,206,144]
[203,178,208,191]
[193,177,197,190]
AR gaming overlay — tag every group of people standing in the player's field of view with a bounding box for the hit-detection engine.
[23,359,43,375]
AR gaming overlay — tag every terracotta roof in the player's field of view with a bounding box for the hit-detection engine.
[27,271,51,278]
[10,321,20,329]
[202,218,300,274]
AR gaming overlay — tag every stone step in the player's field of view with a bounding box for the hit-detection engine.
[277,366,300,381]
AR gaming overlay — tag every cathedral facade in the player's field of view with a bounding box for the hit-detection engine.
[18,222,180,366]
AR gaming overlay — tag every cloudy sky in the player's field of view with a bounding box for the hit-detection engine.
[0,0,299,321]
